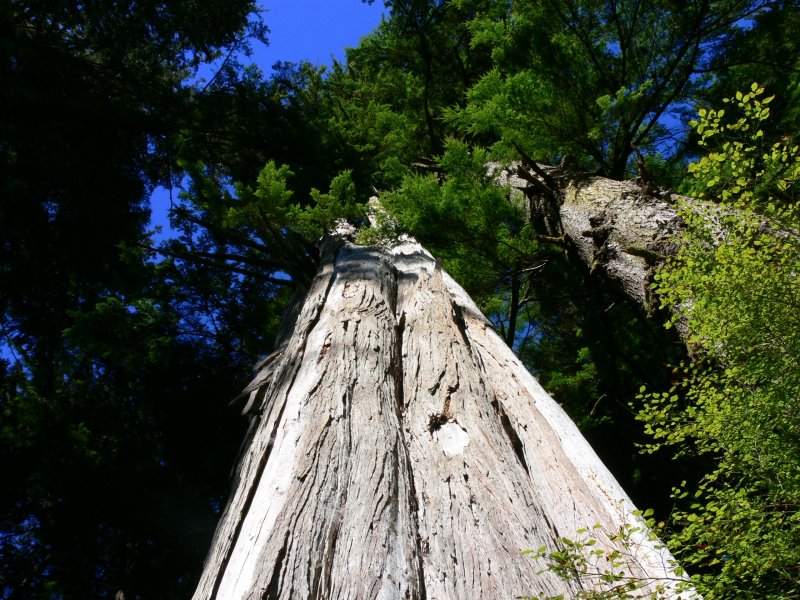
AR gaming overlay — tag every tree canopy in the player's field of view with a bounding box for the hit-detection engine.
[2,0,800,597]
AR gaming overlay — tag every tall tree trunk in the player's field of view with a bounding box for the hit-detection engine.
[192,232,687,599]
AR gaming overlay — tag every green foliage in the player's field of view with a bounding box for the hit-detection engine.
[0,248,267,598]
[325,47,430,189]
[380,139,538,313]
[448,0,765,178]
[289,170,363,239]
[687,84,799,204]
[701,3,800,149]
[170,157,368,290]
[540,345,599,419]
[638,85,800,597]
[0,0,275,596]
[237,159,363,241]
[296,1,493,193]
[520,509,688,600]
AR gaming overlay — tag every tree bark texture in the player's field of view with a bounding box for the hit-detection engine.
[193,233,687,599]
[500,166,684,315]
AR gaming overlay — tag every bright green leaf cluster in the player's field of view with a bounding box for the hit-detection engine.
[638,85,800,598]
[686,83,799,205]
[227,161,363,240]
[521,509,686,600]
[379,138,539,312]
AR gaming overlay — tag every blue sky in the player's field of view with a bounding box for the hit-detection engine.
[150,0,386,240]
[252,0,386,68]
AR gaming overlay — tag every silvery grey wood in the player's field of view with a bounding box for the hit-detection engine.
[192,232,690,599]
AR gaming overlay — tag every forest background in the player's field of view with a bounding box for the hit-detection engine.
[2,0,799,597]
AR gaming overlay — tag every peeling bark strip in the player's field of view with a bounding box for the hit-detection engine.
[193,236,688,599]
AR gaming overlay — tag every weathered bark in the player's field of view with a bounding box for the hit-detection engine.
[193,232,688,599]
[499,165,683,317]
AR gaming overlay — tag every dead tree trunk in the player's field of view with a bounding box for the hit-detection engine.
[192,231,688,599]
